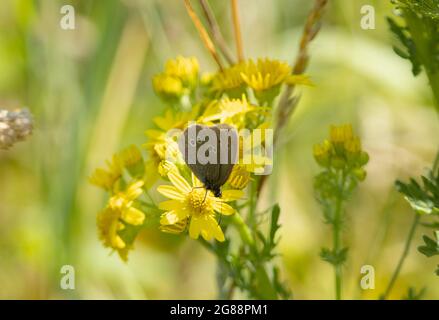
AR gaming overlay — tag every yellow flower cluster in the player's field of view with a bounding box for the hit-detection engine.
[91,54,301,259]
[313,124,369,178]
[97,181,145,261]
[210,58,312,105]
[90,145,146,260]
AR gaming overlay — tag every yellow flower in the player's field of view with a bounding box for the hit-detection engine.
[330,124,354,145]
[239,122,273,174]
[241,58,292,92]
[227,164,251,189]
[97,180,145,261]
[313,140,332,167]
[152,56,199,102]
[240,58,312,104]
[157,170,244,241]
[200,72,214,87]
[210,61,247,98]
[152,74,184,100]
[160,219,188,235]
[143,107,199,187]
[164,56,199,88]
[200,95,255,125]
[158,160,178,177]
[89,155,123,191]
[90,146,144,191]
[314,124,369,170]
[118,145,142,168]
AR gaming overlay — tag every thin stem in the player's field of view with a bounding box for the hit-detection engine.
[183,0,224,70]
[230,213,255,248]
[199,0,236,65]
[231,0,244,61]
[382,213,420,299]
[256,0,328,198]
[248,178,258,230]
[332,170,345,300]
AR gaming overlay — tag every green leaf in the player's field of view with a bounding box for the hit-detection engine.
[418,233,439,257]
[258,204,282,260]
[387,17,422,76]
[320,247,348,266]
[269,204,281,245]
[395,0,439,20]
[395,164,439,215]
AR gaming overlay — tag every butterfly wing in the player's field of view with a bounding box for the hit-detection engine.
[179,124,219,185]
[213,124,238,187]
[179,124,237,189]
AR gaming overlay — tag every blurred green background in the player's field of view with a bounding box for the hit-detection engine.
[0,0,438,299]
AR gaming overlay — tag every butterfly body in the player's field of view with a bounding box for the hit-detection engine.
[179,124,238,198]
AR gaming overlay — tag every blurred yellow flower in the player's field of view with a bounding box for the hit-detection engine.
[164,55,199,88]
[160,219,188,235]
[210,61,247,97]
[152,56,199,102]
[241,58,292,92]
[152,74,184,100]
[238,122,273,174]
[158,160,178,177]
[227,164,251,189]
[200,95,255,125]
[143,107,200,187]
[90,145,143,191]
[314,124,369,172]
[240,58,312,104]
[89,155,122,191]
[157,170,243,241]
[97,180,145,261]
[330,124,354,145]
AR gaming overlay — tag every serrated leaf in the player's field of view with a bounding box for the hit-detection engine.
[269,204,281,244]
[387,17,423,76]
[320,247,349,266]
[418,233,439,257]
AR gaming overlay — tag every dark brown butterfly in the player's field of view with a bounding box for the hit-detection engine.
[178,123,238,198]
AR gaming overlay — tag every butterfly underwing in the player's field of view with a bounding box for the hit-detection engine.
[178,123,238,198]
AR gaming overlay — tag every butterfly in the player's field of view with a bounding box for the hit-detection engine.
[178,123,238,198]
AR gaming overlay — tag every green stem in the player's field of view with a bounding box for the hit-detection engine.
[248,178,258,230]
[230,213,255,248]
[333,171,345,300]
[382,213,420,299]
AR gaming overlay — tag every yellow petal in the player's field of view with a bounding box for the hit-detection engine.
[157,185,185,200]
[112,235,126,249]
[160,210,187,225]
[207,216,225,242]
[212,201,235,215]
[158,199,184,211]
[221,189,244,201]
[125,181,144,200]
[189,216,202,239]
[191,173,203,188]
[121,207,145,225]
[168,171,192,194]
[199,216,224,242]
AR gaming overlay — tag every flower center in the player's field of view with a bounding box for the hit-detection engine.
[187,189,213,216]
